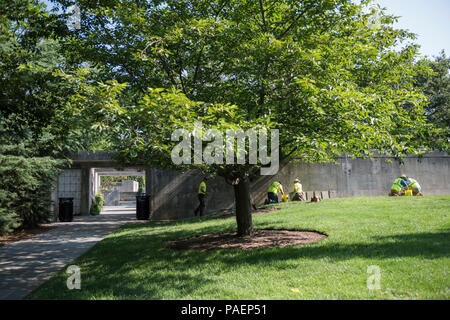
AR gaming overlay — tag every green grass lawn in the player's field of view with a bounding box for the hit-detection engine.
[28,196,450,300]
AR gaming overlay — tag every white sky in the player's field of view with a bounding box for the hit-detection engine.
[374,0,450,58]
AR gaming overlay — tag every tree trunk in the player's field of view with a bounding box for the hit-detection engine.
[233,176,254,237]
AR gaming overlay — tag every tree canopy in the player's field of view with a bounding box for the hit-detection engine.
[1,0,448,236]
[0,0,124,234]
[415,51,450,129]
[43,0,446,235]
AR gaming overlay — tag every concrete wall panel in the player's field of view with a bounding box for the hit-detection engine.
[147,168,234,220]
[62,151,449,220]
[145,152,449,220]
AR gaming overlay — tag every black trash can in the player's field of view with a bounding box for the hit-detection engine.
[59,197,74,222]
[136,194,150,220]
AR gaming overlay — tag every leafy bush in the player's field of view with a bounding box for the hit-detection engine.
[89,193,105,216]
[0,146,66,233]
[0,208,21,237]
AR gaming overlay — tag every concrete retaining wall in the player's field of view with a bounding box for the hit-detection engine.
[56,169,81,215]
[146,152,450,220]
[102,187,120,206]
[145,168,235,220]
[120,180,138,192]
[120,191,138,201]
[54,151,449,218]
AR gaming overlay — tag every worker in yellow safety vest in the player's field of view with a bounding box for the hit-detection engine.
[406,177,423,196]
[389,175,408,196]
[292,178,305,201]
[194,177,208,216]
[267,181,284,203]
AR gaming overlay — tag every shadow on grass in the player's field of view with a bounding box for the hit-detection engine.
[115,219,450,262]
[215,231,450,266]
[102,221,450,265]
[28,210,449,299]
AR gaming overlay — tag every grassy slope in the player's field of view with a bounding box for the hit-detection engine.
[28,196,450,300]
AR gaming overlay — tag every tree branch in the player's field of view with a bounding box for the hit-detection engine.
[193,45,204,84]
[278,2,316,39]
[158,56,177,86]
[259,0,268,32]
[178,66,187,95]
[213,1,228,18]
[258,60,269,106]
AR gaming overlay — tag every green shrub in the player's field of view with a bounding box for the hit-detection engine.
[0,207,21,237]
[90,193,104,215]
[96,193,105,207]
[0,148,65,232]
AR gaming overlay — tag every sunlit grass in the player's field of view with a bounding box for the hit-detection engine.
[28,196,450,300]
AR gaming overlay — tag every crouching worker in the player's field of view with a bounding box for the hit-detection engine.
[389,175,408,196]
[267,181,284,203]
[407,177,423,196]
[292,178,305,201]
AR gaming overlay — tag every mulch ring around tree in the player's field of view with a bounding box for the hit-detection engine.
[211,207,280,219]
[168,229,327,251]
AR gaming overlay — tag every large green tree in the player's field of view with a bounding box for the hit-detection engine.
[415,51,450,128]
[51,0,445,236]
[0,0,125,234]
[0,0,125,154]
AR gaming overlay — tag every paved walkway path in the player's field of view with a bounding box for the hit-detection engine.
[0,205,143,300]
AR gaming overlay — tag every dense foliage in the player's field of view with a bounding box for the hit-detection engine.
[53,0,447,235]
[0,143,67,235]
[415,51,450,129]
[0,0,448,237]
[0,0,123,234]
